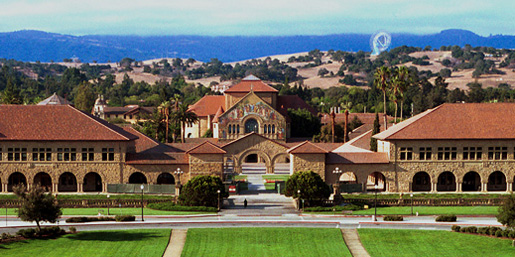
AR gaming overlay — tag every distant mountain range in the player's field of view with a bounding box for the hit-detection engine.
[0,29,514,63]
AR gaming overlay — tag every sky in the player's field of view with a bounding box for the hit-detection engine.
[0,0,513,36]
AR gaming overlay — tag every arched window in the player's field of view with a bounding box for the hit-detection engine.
[264,125,268,133]
[228,125,232,134]
[272,125,276,133]
[245,119,259,133]
[268,124,271,134]
[237,125,240,134]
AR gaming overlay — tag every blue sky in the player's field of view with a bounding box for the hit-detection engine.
[0,0,512,36]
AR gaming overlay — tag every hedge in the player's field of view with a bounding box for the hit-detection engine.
[304,204,364,212]
[115,215,136,221]
[16,226,66,238]
[383,215,404,221]
[435,215,457,222]
[66,216,115,223]
[147,202,217,212]
[452,226,515,239]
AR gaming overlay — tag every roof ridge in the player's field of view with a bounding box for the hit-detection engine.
[221,132,289,149]
[186,141,226,154]
[69,105,132,141]
[287,141,328,154]
[374,105,443,140]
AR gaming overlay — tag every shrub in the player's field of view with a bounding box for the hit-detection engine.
[495,230,503,237]
[1,232,14,240]
[66,216,115,223]
[465,226,477,234]
[69,227,77,233]
[451,225,461,232]
[304,204,364,212]
[147,202,217,212]
[488,226,501,236]
[178,175,225,208]
[115,215,135,222]
[509,230,515,239]
[502,229,510,238]
[285,171,331,201]
[39,226,65,237]
[17,228,37,238]
[477,227,489,235]
[435,215,457,222]
[383,215,403,221]
[497,194,515,229]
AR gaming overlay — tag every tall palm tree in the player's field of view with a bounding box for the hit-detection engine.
[389,75,400,123]
[374,66,391,115]
[159,101,173,143]
[173,103,199,143]
[397,66,410,120]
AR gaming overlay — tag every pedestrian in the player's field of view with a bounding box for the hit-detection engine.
[244,198,248,208]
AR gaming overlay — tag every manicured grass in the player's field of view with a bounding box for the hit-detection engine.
[0,229,170,257]
[264,183,276,190]
[262,174,290,181]
[358,229,515,257]
[341,193,509,200]
[305,206,498,215]
[4,207,215,216]
[181,228,351,257]
[233,175,248,181]
[0,194,174,200]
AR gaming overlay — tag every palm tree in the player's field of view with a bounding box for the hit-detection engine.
[397,66,410,120]
[374,66,391,115]
[173,103,199,143]
[159,101,173,143]
[389,75,400,123]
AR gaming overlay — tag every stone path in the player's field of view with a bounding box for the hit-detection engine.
[341,229,370,257]
[163,229,188,257]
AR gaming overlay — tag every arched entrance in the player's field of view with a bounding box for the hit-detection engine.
[34,172,52,192]
[340,172,358,184]
[8,172,27,192]
[272,154,290,174]
[83,172,102,192]
[157,173,175,184]
[366,172,386,191]
[245,154,259,163]
[240,150,270,174]
[462,171,481,191]
[487,171,506,191]
[58,172,77,192]
[412,172,431,192]
[129,172,147,184]
[437,172,456,191]
[244,118,259,133]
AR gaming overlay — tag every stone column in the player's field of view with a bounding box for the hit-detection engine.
[102,182,107,193]
[53,183,58,193]
[456,182,462,192]
[362,182,367,193]
[27,183,32,191]
[431,182,437,193]
[481,182,488,192]
[507,182,513,193]
[78,183,83,193]
[1,183,6,192]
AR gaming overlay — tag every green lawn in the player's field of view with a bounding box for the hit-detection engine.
[4,207,215,216]
[233,175,248,181]
[0,229,170,257]
[341,193,509,200]
[305,206,498,215]
[0,194,174,200]
[262,174,290,181]
[359,229,515,257]
[181,228,351,257]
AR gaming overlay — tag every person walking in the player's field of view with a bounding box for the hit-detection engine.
[244,198,248,208]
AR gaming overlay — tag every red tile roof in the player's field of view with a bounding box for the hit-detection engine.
[374,103,515,140]
[0,105,137,141]
[188,95,225,117]
[224,78,278,93]
[326,152,389,164]
[212,106,224,123]
[126,152,188,165]
[321,112,393,125]
[287,141,329,154]
[122,126,160,152]
[187,141,226,154]
[221,132,289,149]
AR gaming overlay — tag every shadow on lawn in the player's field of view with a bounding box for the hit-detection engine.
[66,231,164,242]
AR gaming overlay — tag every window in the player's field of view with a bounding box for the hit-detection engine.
[57,148,76,161]
[82,148,94,161]
[264,125,267,133]
[463,147,482,160]
[228,125,232,134]
[488,147,508,160]
[0,148,2,161]
[419,147,432,160]
[32,148,52,161]
[399,147,413,160]
[7,148,27,161]
[272,125,275,134]
[437,147,457,160]
[237,125,240,134]
[102,148,115,161]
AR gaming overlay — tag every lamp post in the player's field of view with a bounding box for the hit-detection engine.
[140,184,144,222]
[374,184,378,221]
[174,168,184,195]
[410,193,414,216]
[297,189,302,210]
[217,189,221,211]
[107,194,110,215]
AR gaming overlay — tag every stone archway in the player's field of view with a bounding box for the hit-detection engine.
[244,118,259,133]
[366,172,386,191]
[58,172,77,192]
[34,172,52,192]
[463,171,481,192]
[487,171,506,191]
[129,172,147,184]
[437,171,456,192]
[83,172,103,192]
[8,172,27,192]
[272,153,290,174]
[239,149,271,174]
[412,172,431,192]
[157,173,175,184]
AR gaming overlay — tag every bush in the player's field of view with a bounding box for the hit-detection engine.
[178,175,225,208]
[502,229,510,238]
[436,215,457,222]
[465,226,477,234]
[488,226,501,236]
[115,215,135,222]
[451,225,461,232]
[285,171,331,201]
[383,215,403,221]
[1,232,14,240]
[509,230,515,239]
[66,216,115,223]
[147,202,217,212]
[17,228,37,238]
[495,230,503,237]
[16,226,65,238]
[69,227,77,233]
[304,204,364,212]
[497,194,515,229]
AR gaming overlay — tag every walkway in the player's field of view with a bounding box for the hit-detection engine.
[341,229,370,257]
[163,229,188,257]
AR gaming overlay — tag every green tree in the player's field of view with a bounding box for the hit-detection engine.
[74,82,96,112]
[287,108,321,137]
[496,194,515,229]
[1,77,22,104]
[13,184,62,232]
[172,103,199,143]
[285,171,331,203]
[370,113,380,151]
[178,175,225,207]
[374,66,391,115]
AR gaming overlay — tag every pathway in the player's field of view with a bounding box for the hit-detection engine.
[163,229,188,257]
[341,229,370,257]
